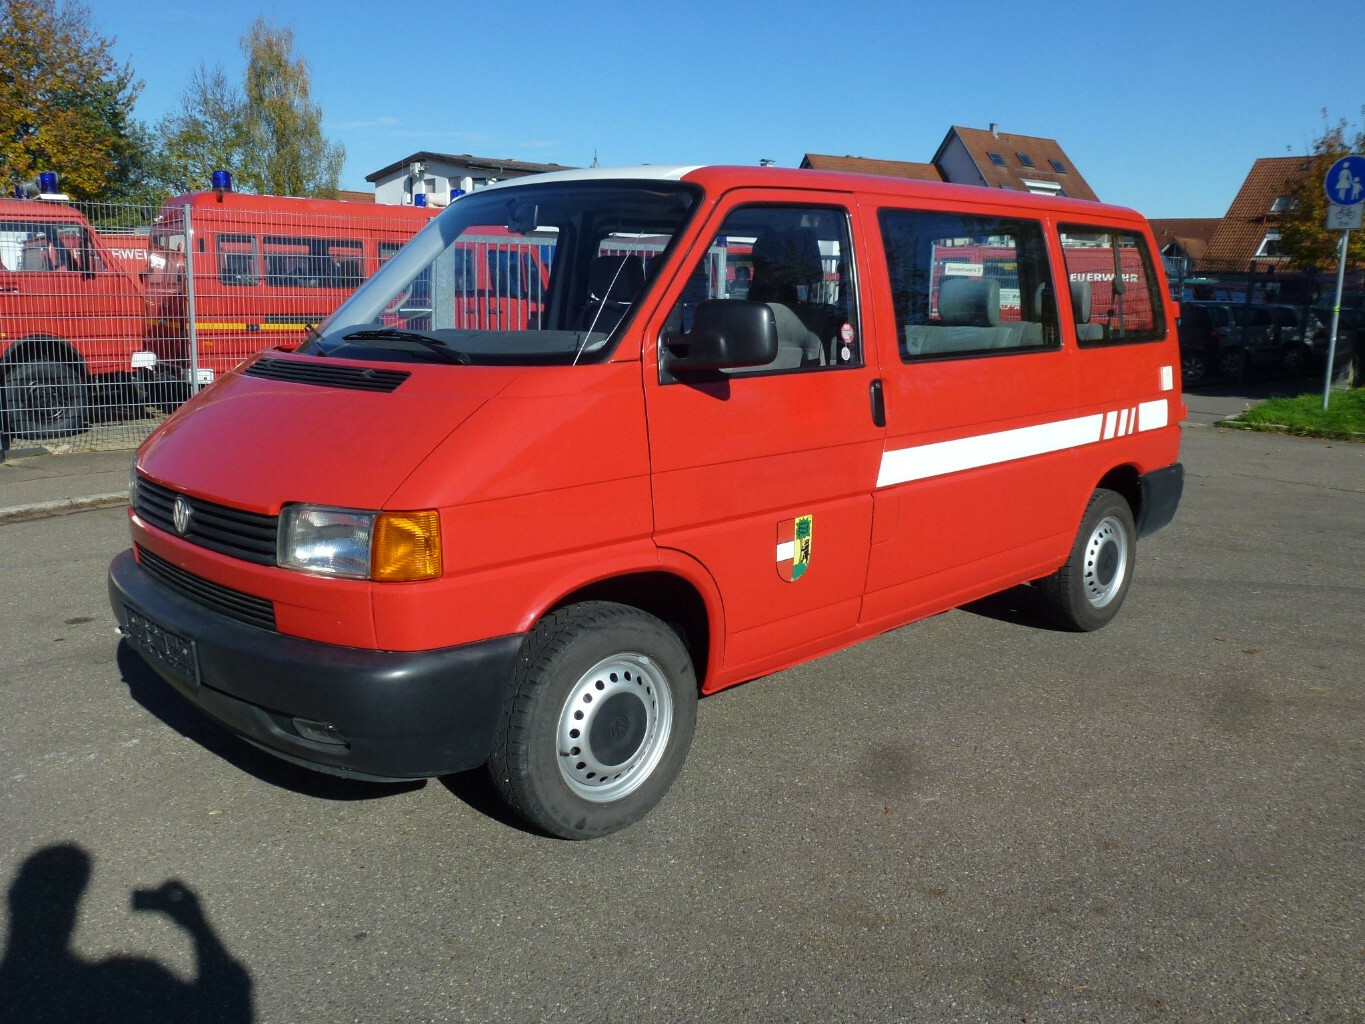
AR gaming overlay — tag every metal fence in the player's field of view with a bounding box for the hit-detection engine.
[1169,266,1364,387]
[1,196,435,456]
[7,198,1362,457]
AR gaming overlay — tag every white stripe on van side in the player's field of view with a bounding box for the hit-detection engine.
[1137,398,1169,431]
[776,540,795,563]
[875,399,1169,488]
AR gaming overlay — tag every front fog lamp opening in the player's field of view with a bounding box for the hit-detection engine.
[291,718,349,748]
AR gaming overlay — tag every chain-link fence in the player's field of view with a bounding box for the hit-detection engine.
[1,195,435,456]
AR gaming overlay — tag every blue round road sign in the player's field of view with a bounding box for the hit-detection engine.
[1325,155,1365,206]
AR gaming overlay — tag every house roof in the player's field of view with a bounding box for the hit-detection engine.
[933,126,1099,202]
[365,151,575,183]
[799,154,943,181]
[1202,156,1312,269]
[1149,218,1221,263]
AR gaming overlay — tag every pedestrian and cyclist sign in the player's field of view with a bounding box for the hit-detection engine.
[1325,155,1365,206]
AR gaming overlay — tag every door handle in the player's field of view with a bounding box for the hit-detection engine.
[869,378,885,428]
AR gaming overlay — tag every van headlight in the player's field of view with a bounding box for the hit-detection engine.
[278,505,442,582]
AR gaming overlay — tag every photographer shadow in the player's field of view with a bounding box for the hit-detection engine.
[0,844,253,1024]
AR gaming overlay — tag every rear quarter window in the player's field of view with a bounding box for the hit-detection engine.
[1059,225,1165,345]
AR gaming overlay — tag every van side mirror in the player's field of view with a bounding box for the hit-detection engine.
[666,299,778,373]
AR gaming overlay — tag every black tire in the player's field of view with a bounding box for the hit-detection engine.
[2,359,87,439]
[487,602,698,839]
[1218,347,1245,380]
[1280,344,1304,375]
[1036,489,1137,632]
[1181,351,1208,386]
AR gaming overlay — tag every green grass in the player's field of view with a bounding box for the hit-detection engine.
[1220,388,1365,440]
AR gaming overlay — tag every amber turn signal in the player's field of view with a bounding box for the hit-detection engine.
[370,511,442,582]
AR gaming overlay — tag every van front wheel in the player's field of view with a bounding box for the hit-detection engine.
[487,602,697,839]
[1036,489,1136,632]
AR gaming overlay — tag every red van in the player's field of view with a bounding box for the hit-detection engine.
[0,198,148,437]
[110,166,1185,838]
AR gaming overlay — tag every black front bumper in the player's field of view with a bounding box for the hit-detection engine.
[108,548,523,781]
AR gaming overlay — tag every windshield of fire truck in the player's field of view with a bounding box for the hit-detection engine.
[302,179,700,366]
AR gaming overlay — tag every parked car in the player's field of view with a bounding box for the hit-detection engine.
[1177,302,1241,385]
[1177,301,1308,385]
[1246,304,1310,375]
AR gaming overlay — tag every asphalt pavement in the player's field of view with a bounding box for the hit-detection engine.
[1,399,1362,1023]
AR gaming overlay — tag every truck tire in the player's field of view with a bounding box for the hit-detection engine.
[1036,488,1136,632]
[2,359,88,439]
[487,602,698,839]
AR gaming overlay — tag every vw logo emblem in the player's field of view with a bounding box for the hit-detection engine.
[172,495,193,535]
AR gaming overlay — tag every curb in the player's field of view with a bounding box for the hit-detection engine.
[0,492,127,523]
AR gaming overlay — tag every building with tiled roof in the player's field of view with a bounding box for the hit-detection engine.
[1201,156,1313,271]
[800,126,1096,201]
[1149,218,1221,275]
[366,151,575,206]
[799,154,943,181]
[931,125,1098,201]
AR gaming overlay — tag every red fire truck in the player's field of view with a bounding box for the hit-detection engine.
[143,190,438,397]
[0,196,150,438]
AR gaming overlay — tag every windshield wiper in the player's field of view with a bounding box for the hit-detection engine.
[341,327,471,365]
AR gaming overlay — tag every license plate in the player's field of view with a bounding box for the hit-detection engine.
[123,604,200,687]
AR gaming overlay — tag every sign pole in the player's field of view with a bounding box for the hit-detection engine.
[1320,155,1365,411]
[1322,227,1350,412]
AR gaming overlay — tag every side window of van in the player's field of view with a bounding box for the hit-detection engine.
[262,236,364,289]
[217,233,259,285]
[878,209,1059,360]
[1058,225,1165,345]
[666,204,860,375]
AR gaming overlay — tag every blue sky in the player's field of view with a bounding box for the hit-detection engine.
[85,0,1361,219]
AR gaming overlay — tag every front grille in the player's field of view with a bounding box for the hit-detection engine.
[135,476,278,565]
[244,356,410,393]
[137,546,277,631]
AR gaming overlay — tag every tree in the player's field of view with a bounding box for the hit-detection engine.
[1279,111,1365,273]
[153,18,344,198]
[155,62,249,196]
[0,0,143,200]
[238,19,344,197]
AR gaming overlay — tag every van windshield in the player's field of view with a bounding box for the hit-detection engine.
[302,180,700,366]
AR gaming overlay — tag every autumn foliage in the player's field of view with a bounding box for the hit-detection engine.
[0,0,142,200]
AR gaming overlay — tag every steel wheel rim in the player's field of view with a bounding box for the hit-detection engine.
[1083,515,1128,608]
[557,651,673,803]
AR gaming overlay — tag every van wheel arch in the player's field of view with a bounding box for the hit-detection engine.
[1095,465,1140,524]
[548,571,712,693]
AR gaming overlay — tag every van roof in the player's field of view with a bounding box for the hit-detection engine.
[486,164,1139,219]
[159,191,439,221]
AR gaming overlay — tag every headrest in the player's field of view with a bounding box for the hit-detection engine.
[938,276,1000,326]
[1070,279,1092,324]
[751,229,823,285]
[589,254,645,303]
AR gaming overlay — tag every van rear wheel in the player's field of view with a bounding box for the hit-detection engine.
[1036,488,1136,632]
[487,602,697,839]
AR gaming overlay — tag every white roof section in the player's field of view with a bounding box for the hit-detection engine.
[482,165,703,190]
